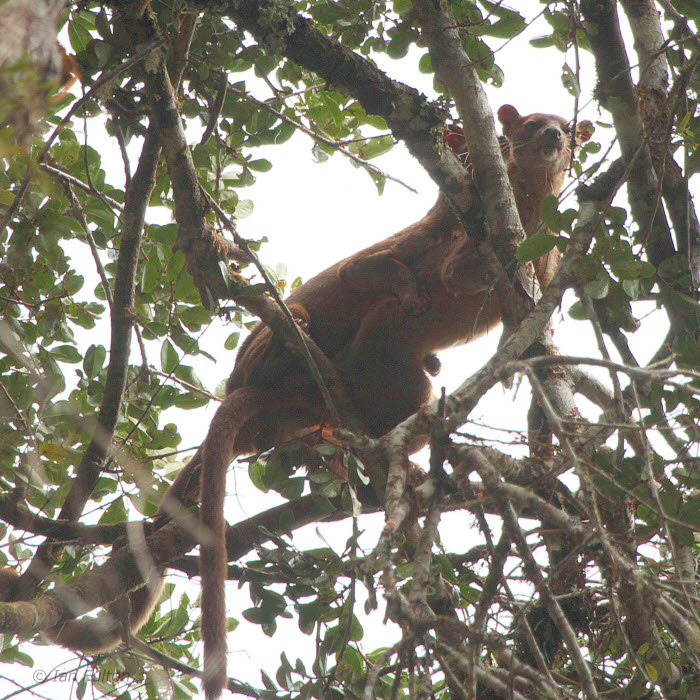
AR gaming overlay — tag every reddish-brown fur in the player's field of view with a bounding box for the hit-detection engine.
[6,107,590,700]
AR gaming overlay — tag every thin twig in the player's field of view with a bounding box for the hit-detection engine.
[59,176,113,307]
[202,188,343,427]
[41,162,123,211]
[226,85,417,193]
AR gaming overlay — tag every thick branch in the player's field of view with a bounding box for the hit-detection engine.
[217,0,475,218]
[620,0,700,290]
[412,0,533,330]
[0,521,192,638]
[620,0,669,93]
[580,0,675,267]
[0,495,342,638]
[0,495,140,545]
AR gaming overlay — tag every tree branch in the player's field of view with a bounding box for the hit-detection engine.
[15,123,162,601]
[216,0,475,218]
[0,494,343,638]
[412,0,533,332]
[580,0,675,268]
[141,35,357,431]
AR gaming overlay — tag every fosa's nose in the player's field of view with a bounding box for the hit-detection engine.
[543,126,563,144]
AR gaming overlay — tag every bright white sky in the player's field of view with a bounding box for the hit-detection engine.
[6,3,689,698]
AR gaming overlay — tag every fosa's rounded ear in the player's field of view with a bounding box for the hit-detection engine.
[497,104,520,129]
[577,119,594,143]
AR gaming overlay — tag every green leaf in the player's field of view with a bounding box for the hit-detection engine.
[260,670,276,691]
[315,443,337,458]
[51,344,82,363]
[346,452,369,485]
[562,62,581,98]
[622,278,640,299]
[279,477,305,499]
[517,233,559,262]
[274,123,295,144]
[160,339,179,373]
[568,300,587,320]
[99,498,127,524]
[76,673,87,698]
[224,332,240,350]
[0,190,16,206]
[311,142,330,163]
[346,483,362,518]
[584,275,609,299]
[484,13,526,39]
[318,480,341,497]
[670,0,700,21]
[178,305,213,328]
[68,20,92,53]
[539,194,561,232]
[248,159,272,172]
[235,199,254,218]
[174,365,204,390]
[530,35,555,49]
[610,259,655,280]
[0,648,33,667]
[93,40,112,68]
[418,52,432,74]
[62,274,85,296]
[95,8,112,39]
[249,461,268,492]
[606,206,628,225]
[369,169,386,195]
[386,34,411,59]
[459,584,481,605]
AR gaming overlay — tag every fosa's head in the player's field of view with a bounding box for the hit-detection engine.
[497,104,593,173]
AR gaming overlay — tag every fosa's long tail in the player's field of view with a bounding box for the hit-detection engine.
[200,385,269,700]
